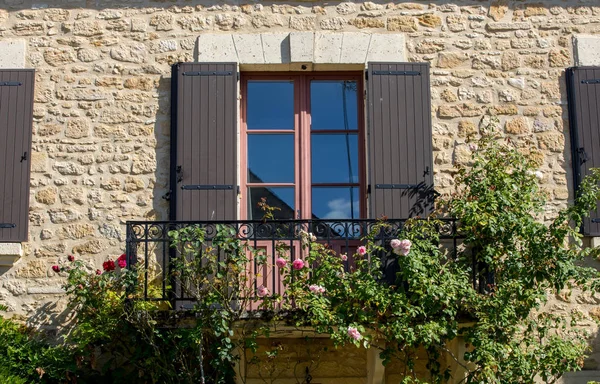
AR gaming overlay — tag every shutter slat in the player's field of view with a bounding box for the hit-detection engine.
[367,62,434,219]
[171,63,238,221]
[0,69,34,242]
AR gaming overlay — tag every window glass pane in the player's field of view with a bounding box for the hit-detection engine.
[312,187,360,219]
[247,81,294,130]
[311,134,358,183]
[311,81,358,130]
[248,187,295,220]
[248,134,294,183]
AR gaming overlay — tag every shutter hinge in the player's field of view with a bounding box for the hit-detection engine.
[182,71,234,76]
[0,223,16,228]
[582,79,600,84]
[372,70,421,76]
[181,185,234,190]
[367,185,371,194]
[20,152,27,162]
[0,81,22,86]
[176,166,183,183]
[364,71,368,81]
[162,190,171,201]
[376,184,421,189]
[578,148,588,164]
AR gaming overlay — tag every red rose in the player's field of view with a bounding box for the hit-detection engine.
[52,265,60,273]
[102,260,116,272]
[67,255,75,262]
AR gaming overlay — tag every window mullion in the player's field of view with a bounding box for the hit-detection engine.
[298,75,311,220]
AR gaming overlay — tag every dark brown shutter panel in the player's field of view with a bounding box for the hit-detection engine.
[0,70,34,242]
[567,67,600,235]
[367,62,434,219]
[170,63,237,221]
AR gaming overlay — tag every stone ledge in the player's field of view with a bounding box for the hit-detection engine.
[0,243,23,267]
[574,35,600,66]
[27,286,65,295]
[197,32,406,67]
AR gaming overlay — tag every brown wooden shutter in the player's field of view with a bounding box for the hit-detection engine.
[567,66,600,235]
[0,70,35,242]
[170,63,238,221]
[367,62,434,219]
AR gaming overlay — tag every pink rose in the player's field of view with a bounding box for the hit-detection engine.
[292,259,304,270]
[309,284,325,294]
[95,269,102,275]
[390,239,402,249]
[52,265,60,273]
[340,253,348,262]
[117,254,127,268]
[347,326,362,340]
[275,257,287,268]
[357,246,367,256]
[257,285,269,297]
[393,239,412,256]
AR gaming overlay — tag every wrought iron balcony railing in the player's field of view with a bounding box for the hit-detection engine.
[125,218,489,307]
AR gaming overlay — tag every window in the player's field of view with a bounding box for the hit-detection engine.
[241,74,365,220]
[170,62,434,222]
[0,69,35,242]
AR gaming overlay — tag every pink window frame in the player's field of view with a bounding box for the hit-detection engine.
[240,72,366,221]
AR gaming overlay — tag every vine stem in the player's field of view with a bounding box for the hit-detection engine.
[199,330,206,384]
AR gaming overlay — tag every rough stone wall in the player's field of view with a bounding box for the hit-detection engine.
[0,0,598,374]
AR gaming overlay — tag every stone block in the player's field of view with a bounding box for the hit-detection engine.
[590,237,600,248]
[197,34,237,62]
[0,41,25,68]
[261,33,291,64]
[290,32,314,63]
[574,35,600,66]
[27,286,65,295]
[0,243,23,260]
[233,34,264,64]
[340,32,371,64]
[314,32,343,63]
[366,33,405,62]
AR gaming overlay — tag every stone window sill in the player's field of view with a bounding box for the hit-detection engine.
[0,243,23,267]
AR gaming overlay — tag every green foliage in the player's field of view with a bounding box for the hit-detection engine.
[2,136,599,383]
[0,315,74,383]
[160,137,600,383]
[450,136,600,383]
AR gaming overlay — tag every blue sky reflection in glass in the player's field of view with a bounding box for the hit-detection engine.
[248,134,294,183]
[247,81,294,130]
[312,187,360,219]
[311,81,358,130]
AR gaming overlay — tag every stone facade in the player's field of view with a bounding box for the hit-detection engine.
[0,0,600,381]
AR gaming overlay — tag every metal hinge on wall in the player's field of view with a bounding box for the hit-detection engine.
[0,223,16,228]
